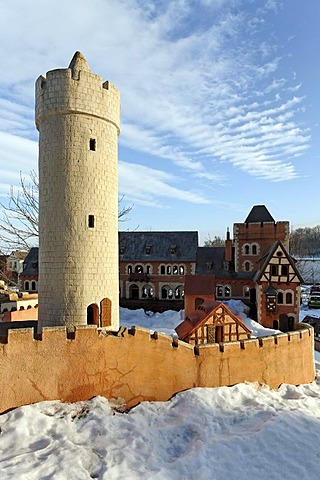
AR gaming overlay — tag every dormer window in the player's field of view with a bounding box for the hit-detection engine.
[145,246,151,255]
[119,246,126,255]
[170,245,177,254]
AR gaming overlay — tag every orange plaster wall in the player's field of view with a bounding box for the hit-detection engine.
[2,307,38,322]
[0,323,315,414]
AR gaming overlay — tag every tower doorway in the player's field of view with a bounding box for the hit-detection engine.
[87,303,99,325]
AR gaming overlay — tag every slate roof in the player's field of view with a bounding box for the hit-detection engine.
[196,247,254,279]
[244,205,275,224]
[118,231,198,262]
[21,247,39,276]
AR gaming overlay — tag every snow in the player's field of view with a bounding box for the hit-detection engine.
[1,302,320,479]
[120,299,281,339]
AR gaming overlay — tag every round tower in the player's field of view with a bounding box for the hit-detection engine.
[35,52,120,330]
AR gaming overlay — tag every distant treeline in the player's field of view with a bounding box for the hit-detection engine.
[289,226,320,257]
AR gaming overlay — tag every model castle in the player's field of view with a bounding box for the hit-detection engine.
[0,53,315,414]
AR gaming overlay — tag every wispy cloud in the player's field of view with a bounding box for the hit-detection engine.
[119,161,209,206]
[0,0,311,212]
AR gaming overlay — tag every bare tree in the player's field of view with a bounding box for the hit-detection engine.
[0,172,39,253]
[203,234,225,247]
[0,171,133,253]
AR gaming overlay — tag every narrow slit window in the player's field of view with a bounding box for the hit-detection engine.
[88,215,95,228]
[89,138,96,151]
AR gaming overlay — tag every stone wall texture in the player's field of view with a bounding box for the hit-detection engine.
[0,323,315,414]
[35,56,120,329]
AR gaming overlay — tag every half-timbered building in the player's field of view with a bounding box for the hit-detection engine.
[253,240,303,330]
[175,299,251,345]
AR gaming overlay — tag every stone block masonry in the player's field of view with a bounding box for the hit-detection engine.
[36,52,120,329]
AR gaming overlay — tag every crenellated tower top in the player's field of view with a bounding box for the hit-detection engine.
[35,51,120,134]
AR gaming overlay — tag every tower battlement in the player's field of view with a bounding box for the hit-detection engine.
[35,52,120,134]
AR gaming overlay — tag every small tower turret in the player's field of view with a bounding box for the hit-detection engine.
[36,52,120,330]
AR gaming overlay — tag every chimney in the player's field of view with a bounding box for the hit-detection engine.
[225,228,232,262]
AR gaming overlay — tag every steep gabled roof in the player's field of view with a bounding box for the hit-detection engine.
[21,247,39,276]
[175,300,251,341]
[118,231,198,261]
[253,240,304,283]
[245,205,275,223]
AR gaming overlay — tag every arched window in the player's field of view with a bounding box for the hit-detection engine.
[168,288,173,299]
[216,286,223,297]
[179,265,185,275]
[31,281,36,291]
[25,280,29,291]
[135,265,143,273]
[127,265,133,274]
[161,287,168,299]
[244,286,250,298]
[244,262,250,272]
[167,265,171,275]
[224,286,231,297]
[175,286,184,299]
[173,265,178,275]
[277,292,283,304]
[129,284,139,299]
[286,292,293,304]
[244,244,250,255]
[252,244,257,255]
[160,265,165,275]
[142,285,154,298]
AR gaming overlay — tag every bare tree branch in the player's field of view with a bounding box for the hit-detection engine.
[0,171,134,253]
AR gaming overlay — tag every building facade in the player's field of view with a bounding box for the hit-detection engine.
[119,231,198,310]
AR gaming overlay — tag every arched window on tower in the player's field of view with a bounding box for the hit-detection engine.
[286,292,293,304]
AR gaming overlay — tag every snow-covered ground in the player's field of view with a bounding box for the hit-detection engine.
[120,299,281,339]
[1,302,320,480]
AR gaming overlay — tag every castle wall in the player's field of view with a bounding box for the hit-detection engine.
[0,323,314,414]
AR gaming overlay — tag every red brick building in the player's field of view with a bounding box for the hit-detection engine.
[119,231,198,311]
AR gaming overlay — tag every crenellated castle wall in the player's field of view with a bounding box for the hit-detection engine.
[0,323,314,414]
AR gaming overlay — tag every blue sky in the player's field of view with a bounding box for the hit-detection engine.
[0,0,319,244]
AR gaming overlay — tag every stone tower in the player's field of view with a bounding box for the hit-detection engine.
[35,52,120,330]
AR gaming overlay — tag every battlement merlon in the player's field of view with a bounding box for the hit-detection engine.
[35,52,120,134]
